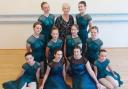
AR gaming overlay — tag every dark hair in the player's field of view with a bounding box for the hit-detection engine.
[79,1,86,6]
[71,24,79,30]
[33,22,41,28]
[99,49,107,55]
[89,26,99,33]
[24,52,33,57]
[54,48,62,55]
[51,26,59,32]
[73,45,82,52]
[41,2,48,8]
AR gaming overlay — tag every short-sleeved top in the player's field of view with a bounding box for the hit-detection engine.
[86,38,103,64]
[76,14,92,44]
[76,14,92,30]
[66,35,82,57]
[94,59,110,79]
[48,59,65,76]
[55,15,74,41]
[27,35,46,62]
[22,62,40,82]
[47,39,63,62]
[38,14,55,42]
[68,56,88,76]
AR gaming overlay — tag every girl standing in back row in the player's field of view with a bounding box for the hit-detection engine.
[38,2,55,43]
[76,1,93,54]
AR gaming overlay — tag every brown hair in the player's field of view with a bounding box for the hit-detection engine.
[71,24,79,30]
[33,22,41,28]
[41,2,48,8]
[79,1,86,6]
[51,26,59,32]
[89,26,99,33]
[24,52,33,57]
[99,49,107,55]
[74,45,82,53]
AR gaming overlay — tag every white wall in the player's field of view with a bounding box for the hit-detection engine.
[0,0,128,49]
[0,0,127,14]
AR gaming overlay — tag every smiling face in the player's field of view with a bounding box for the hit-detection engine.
[54,50,63,61]
[78,3,86,14]
[41,3,50,14]
[62,3,70,15]
[71,25,79,36]
[99,51,107,61]
[51,29,59,40]
[73,47,82,57]
[25,54,34,65]
[90,28,98,39]
[33,24,42,35]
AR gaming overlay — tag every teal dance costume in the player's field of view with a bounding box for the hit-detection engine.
[65,35,82,57]
[38,14,55,42]
[86,38,103,65]
[68,56,97,89]
[27,35,46,63]
[76,14,92,44]
[2,62,40,89]
[44,59,69,89]
[47,39,63,62]
[95,59,123,87]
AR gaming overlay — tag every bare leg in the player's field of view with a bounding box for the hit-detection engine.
[106,76,119,89]
[27,82,37,89]
[99,78,114,89]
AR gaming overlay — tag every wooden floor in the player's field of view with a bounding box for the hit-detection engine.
[0,49,128,89]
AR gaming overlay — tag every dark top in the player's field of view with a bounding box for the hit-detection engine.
[55,15,74,41]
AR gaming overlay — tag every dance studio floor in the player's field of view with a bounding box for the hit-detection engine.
[0,48,128,89]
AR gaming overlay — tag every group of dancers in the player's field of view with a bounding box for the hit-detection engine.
[3,1,123,89]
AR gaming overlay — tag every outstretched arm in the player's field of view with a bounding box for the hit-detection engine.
[16,68,25,80]
[39,66,51,89]
[85,61,102,88]
[108,64,115,75]
[86,61,99,84]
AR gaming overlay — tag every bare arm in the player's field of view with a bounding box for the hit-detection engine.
[16,68,25,80]
[26,43,32,52]
[94,66,98,77]
[45,47,50,63]
[89,20,93,29]
[62,64,66,81]
[36,68,40,83]
[88,20,93,32]
[64,40,67,59]
[39,66,51,89]
[85,61,99,84]
[108,64,115,75]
